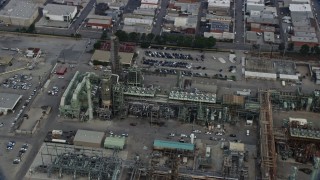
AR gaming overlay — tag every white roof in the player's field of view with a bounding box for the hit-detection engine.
[289,4,312,12]
[279,74,299,80]
[141,0,159,4]
[0,0,39,19]
[289,117,307,125]
[0,93,22,110]
[208,0,230,8]
[291,36,319,43]
[247,0,263,3]
[244,71,277,79]
[229,142,245,152]
[292,0,310,3]
[43,4,76,16]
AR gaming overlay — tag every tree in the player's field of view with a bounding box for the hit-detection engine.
[115,30,128,42]
[182,36,193,47]
[314,46,320,54]
[299,44,310,55]
[93,41,102,49]
[140,33,146,42]
[100,30,108,40]
[287,43,294,51]
[141,42,150,48]
[128,32,139,42]
[206,36,216,48]
[146,33,155,42]
[193,36,206,48]
[310,47,315,54]
[278,43,285,51]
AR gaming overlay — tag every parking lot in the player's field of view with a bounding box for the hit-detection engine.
[0,34,90,135]
[137,48,245,81]
[0,139,32,176]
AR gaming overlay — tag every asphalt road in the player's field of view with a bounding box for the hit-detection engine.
[152,0,169,35]
[233,0,245,44]
[124,0,141,13]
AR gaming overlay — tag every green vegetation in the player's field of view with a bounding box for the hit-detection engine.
[114,30,216,49]
[300,44,310,55]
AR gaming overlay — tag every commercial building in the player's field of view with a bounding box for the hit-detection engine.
[53,0,82,5]
[97,0,129,10]
[0,0,40,26]
[209,21,230,33]
[288,3,319,46]
[73,130,105,148]
[140,0,159,9]
[123,14,154,26]
[104,136,126,149]
[91,50,133,67]
[43,4,77,22]
[207,0,230,16]
[86,18,112,29]
[204,32,234,40]
[0,93,22,115]
[246,0,265,12]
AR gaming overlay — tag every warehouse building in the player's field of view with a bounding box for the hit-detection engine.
[43,4,77,22]
[0,0,40,26]
[104,136,126,150]
[91,50,133,68]
[0,93,22,115]
[73,130,105,148]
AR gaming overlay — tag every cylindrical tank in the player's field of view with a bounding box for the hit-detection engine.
[190,133,195,144]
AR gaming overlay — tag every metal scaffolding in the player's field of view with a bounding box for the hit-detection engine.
[110,36,121,75]
[37,143,122,180]
[258,90,277,180]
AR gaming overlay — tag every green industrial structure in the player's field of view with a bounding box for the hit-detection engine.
[153,140,194,152]
[59,71,100,121]
[104,136,126,150]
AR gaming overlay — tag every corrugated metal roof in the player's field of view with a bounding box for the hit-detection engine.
[153,140,194,151]
[104,136,125,149]
[222,94,245,106]
[73,130,105,144]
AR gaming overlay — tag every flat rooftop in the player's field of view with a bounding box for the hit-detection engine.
[0,93,22,110]
[73,130,105,144]
[91,50,133,65]
[154,140,194,151]
[0,0,40,19]
[43,4,76,15]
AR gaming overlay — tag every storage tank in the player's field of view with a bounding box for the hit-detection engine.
[190,133,195,144]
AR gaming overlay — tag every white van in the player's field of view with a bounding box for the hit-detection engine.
[246,130,250,136]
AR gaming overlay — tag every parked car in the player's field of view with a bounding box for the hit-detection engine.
[7,141,16,150]
[20,144,29,153]
[229,134,237,137]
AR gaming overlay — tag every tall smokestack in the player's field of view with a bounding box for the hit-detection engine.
[110,35,121,75]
